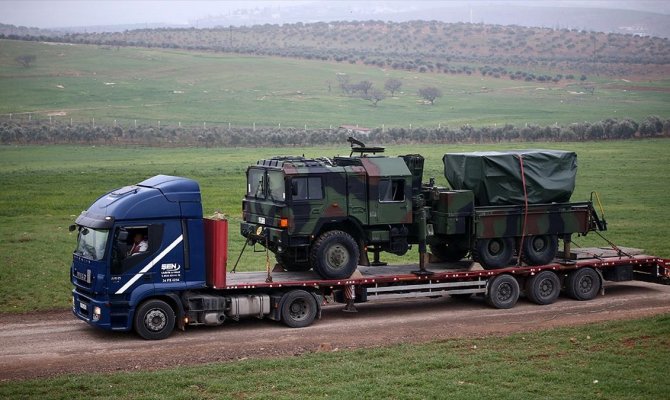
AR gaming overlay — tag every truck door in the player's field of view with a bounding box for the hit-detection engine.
[346,167,368,225]
[109,221,185,296]
[288,175,325,235]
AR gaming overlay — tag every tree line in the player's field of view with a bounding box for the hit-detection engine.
[2,20,669,78]
[1,116,667,147]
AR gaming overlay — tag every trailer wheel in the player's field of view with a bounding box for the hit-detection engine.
[565,267,601,301]
[486,274,520,309]
[281,290,318,328]
[276,252,311,272]
[430,241,469,262]
[521,235,558,266]
[474,237,515,270]
[526,271,560,305]
[311,230,359,279]
[134,299,175,340]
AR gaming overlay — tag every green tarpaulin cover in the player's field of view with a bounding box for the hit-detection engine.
[443,150,577,206]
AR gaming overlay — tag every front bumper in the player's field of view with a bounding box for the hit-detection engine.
[72,290,132,332]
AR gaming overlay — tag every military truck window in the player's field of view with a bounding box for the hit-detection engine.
[291,177,323,201]
[379,179,405,202]
[248,169,265,198]
[267,170,285,201]
[111,224,164,275]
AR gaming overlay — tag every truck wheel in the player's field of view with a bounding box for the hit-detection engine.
[525,271,560,305]
[276,252,311,272]
[486,274,519,309]
[565,267,601,301]
[281,290,318,328]
[310,230,359,279]
[134,299,175,340]
[474,237,514,270]
[430,241,469,262]
[521,235,558,265]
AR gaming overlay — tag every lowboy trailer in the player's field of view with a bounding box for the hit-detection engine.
[70,175,670,340]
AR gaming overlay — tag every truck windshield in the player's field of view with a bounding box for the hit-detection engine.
[267,170,285,202]
[248,169,265,198]
[75,227,109,261]
[247,169,285,202]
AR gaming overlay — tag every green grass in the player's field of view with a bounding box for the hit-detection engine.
[1,314,669,399]
[0,40,668,129]
[0,139,668,313]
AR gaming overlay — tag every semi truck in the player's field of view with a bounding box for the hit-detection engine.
[71,174,670,340]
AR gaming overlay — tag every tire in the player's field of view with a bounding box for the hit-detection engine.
[565,267,601,301]
[430,241,469,262]
[486,274,520,309]
[310,230,359,279]
[474,237,515,270]
[525,271,560,305]
[521,235,558,266]
[276,252,311,272]
[134,299,175,340]
[280,290,318,328]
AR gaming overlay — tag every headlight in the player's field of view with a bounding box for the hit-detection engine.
[93,306,101,321]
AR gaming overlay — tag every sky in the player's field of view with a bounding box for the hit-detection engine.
[0,1,667,29]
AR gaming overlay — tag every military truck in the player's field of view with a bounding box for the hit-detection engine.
[241,138,606,280]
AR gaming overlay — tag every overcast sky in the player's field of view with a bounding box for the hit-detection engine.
[1,1,667,29]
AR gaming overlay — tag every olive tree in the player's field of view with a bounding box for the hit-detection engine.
[418,86,443,105]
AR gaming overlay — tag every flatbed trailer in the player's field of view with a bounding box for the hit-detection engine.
[222,251,669,312]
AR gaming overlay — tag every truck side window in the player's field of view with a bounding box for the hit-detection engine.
[379,179,405,202]
[111,224,164,275]
[291,177,323,201]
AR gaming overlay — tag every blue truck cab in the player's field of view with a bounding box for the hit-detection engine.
[71,175,207,338]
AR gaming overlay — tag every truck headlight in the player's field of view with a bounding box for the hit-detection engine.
[93,306,101,321]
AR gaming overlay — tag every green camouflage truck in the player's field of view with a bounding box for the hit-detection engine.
[241,139,606,279]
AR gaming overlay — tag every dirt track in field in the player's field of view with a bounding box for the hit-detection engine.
[1,280,669,382]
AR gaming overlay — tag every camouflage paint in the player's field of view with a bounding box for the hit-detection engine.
[240,149,604,267]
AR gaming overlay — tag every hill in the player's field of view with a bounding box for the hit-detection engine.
[0,39,668,132]
[2,20,669,79]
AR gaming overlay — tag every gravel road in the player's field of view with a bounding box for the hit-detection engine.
[1,280,669,381]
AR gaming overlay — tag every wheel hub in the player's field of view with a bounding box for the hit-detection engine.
[326,244,349,268]
[145,309,167,332]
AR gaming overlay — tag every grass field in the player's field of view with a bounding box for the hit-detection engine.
[0,139,668,313]
[1,314,669,399]
[1,39,669,129]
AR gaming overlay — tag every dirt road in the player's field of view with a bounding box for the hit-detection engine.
[1,280,669,381]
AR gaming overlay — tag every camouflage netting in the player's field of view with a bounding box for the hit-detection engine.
[443,150,577,206]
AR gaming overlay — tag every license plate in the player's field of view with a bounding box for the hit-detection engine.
[80,302,88,311]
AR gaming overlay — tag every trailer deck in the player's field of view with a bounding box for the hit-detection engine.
[225,251,670,290]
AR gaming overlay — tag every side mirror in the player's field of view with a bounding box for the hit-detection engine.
[68,224,77,232]
[117,230,128,242]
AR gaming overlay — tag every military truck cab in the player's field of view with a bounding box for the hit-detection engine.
[241,147,421,280]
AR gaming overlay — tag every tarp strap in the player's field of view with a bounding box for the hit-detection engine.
[517,155,529,266]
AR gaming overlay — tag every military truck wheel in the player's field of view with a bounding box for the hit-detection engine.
[565,267,601,301]
[521,235,558,265]
[486,274,520,309]
[281,290,318,328]
[311,230,359,279]
[429,241,469,262]
[276,252,311,272]
[525,271,560,305]
[474,237,514,270]
[134,299,175,340]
